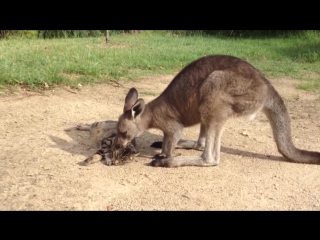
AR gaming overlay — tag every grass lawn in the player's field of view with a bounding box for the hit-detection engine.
[0,30,319,90]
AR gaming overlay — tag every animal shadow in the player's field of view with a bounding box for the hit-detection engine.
[49,126,286,165]
[48,126,163,160]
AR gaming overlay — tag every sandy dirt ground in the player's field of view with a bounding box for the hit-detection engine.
[0,75,320,210]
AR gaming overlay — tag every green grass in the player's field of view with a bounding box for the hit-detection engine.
[140,91,158,96]
[297,80,320,90]
[0,30,319,90]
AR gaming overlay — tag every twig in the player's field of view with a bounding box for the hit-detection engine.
[63,87,78,94]
[107,79,124,88]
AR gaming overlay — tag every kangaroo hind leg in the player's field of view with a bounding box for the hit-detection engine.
[193,123,206,151]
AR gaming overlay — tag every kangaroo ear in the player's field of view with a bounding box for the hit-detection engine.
[130,98,145,119]
[123,88,138,112]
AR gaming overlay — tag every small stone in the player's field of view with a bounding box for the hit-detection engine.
[241,130,249,136]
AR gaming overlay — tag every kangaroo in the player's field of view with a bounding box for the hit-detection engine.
[115,54,320,167]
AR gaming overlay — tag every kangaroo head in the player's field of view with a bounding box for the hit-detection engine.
[115,88,145,149]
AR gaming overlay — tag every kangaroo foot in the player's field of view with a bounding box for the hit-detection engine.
[193,143,205,151]
[150,155,219,168]
[150,157,176,168]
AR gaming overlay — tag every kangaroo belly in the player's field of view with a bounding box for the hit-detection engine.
[180,112,202,127]
[170,100,202,127]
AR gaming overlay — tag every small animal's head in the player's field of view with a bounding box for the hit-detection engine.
[115,143,140,164]
[115,88,145,149]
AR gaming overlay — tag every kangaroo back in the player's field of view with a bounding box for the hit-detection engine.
[156,54,263,126]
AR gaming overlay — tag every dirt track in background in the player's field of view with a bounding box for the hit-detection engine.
[1,75,320,210]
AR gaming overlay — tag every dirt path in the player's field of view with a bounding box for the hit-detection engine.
[1,75,320,210]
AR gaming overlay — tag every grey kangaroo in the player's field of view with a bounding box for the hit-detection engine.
[115,54,320,167]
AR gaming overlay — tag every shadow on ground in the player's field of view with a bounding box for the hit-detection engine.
[48,125,287,166]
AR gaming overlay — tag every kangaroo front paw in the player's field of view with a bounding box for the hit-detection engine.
[152,154,167,161]
[150,157,175,168]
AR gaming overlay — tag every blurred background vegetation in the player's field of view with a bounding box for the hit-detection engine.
[0,30,314,39]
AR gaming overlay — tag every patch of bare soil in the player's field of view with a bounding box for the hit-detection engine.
[0,75,320,210]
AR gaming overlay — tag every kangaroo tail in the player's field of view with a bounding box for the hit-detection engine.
[263,85,320,164]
